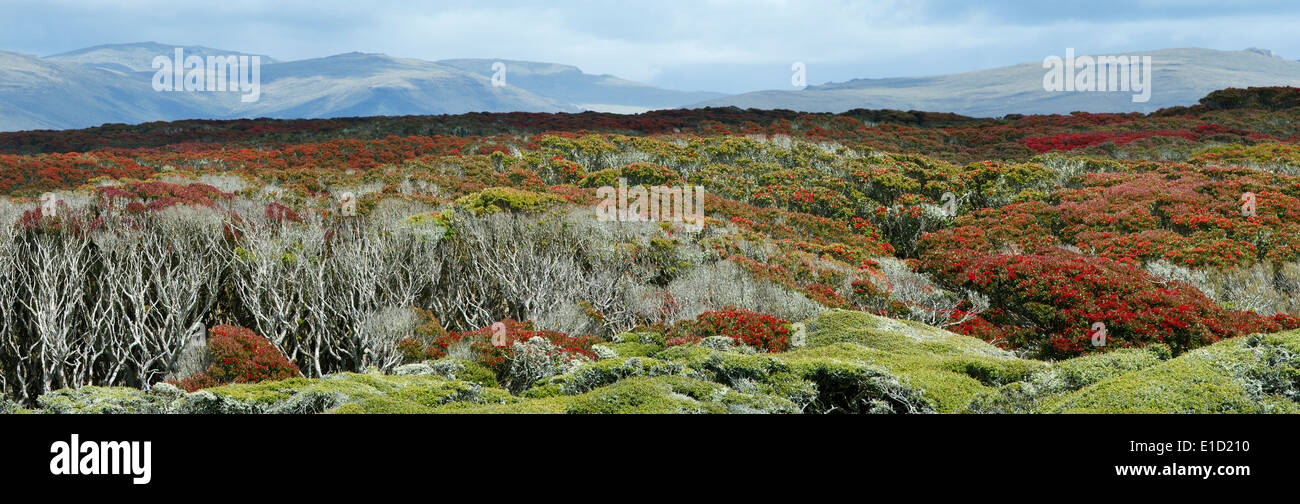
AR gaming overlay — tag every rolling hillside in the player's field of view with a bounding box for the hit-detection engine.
[0,43,724,131]
[693,48,1300,116]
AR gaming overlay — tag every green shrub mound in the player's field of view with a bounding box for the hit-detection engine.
[454,187,560,215]
[19,311,1300,414]
[1041,333,1300,413]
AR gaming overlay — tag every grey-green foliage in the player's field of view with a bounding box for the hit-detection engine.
[34,382,189,414]
[540,356,686,396]
[358,305,422,373]
[653,259,826,324]
[1238,333,1300,402]
[1145,259,1300,316]
[504,337,588,394]
[864,256,989,329]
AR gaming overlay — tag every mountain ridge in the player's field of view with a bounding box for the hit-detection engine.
[0,43,712,131]
[5,44,1300,131]
[692,47,1300,117]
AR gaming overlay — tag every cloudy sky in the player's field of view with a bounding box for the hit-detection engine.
[2,0,1298,93]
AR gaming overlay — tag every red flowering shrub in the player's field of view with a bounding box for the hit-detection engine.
[205,325,301,383]
[686,307,793,353]
[414,308,448,339]
[920,164,1300,268]
[170,372,218,392]
[1272,313,1300,330]
[1022,130,1199,153]
[264,202,302,223]
[619,161,684,186]
[920,248,1284,357]
[396,310,453,363]
[803,283,850,309]
[95,181,231,210]
[405,319,599,372]
[169,325,300,391]
[397,337,436,364]
[665,335,702,347]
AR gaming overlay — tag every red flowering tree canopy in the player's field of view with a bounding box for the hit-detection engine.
[171,325,300,392]
[688,307,793,353]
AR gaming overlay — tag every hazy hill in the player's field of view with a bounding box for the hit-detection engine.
[436,58,725,113]
[7,44,1300,131]
[0,43,721,131]
[231,52,580,119]
[0,50,208,131]
[46,41,279,73]
[692,48,1300,116]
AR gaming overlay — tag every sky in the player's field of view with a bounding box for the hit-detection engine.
[2,0,1299,94]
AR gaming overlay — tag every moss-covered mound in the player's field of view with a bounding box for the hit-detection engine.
[18,310,1300,414]
[1041,332,1300,413]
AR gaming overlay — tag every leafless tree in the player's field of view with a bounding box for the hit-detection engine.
[657,259,826,324]
[14,231,92,396]
[0,201,27,400]
[867,256,989,328]
[145,207,224,387]
[225,203,319,373]
[84,226,136,387]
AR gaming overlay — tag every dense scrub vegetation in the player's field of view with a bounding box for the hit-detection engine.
[15,310,1300,414]
[4,86,1300,413]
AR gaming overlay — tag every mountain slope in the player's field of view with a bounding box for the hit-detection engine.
[436,58,725,113]
[2,43,723,131]
[46,41,279,73]
[1,48,582,131]
[693,48,1300,116]
[0,50,207,131]
[230,53,580,119]
[8,44,1300,131]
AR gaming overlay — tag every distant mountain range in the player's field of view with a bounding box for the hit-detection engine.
[694,48,1300,116]
[0,42,722,131]
[1,43,1299,132]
